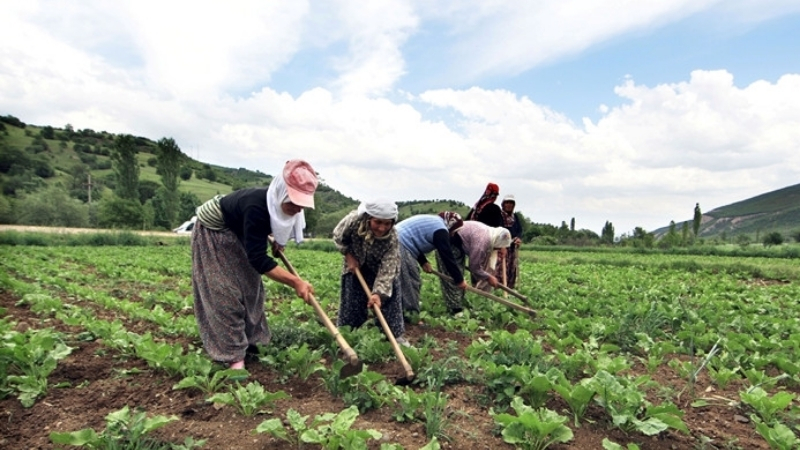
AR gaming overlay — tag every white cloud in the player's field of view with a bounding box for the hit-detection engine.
[1,1,799,235]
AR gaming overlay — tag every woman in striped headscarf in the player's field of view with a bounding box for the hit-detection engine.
[191,159,318,370]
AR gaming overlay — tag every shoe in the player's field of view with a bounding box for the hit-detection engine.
[396,336,413,348]
[453,311,464,319]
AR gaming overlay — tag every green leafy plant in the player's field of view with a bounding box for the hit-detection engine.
[602,438,641,449]
[752,417,799,450]
[207,381,289,416]
[173,368,249,396]
[588,370,689,436]
[491,396,574,450]
[739,386,795,424]
[2,327,73,407]
[551,375,596,427]
[254,405,382,450]
[49,405,194,449]
[259,343,325,383]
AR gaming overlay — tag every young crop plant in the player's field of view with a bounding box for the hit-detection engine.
[254,405,383,450]
[2,327,73,407]
[551,375,597,427]
[752,417,799,450]
[49,405,200,449]
[207,381,290,416]
[415,355,475,390]
[173,368,249,397]
[257,343,326,383]
[587,370,689,436]
[337,369,396,413]
[491,396,574,450]
[739,386,796,424]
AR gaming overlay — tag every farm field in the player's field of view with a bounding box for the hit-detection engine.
[2,242,800,449]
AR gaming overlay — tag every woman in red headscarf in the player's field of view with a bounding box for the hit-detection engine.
[466,182,503,227]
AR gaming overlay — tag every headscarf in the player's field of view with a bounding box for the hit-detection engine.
[501,194,516,228]
[266,173,306,246]
[356,199,398,242]
[467,182,499,221]
[487,226,511,269]
[438,211,464,232]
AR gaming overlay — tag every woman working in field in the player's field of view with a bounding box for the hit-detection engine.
[191,159,318,370]
[437,219,512,316]
[333,199,410,347]
[394,211,468,321]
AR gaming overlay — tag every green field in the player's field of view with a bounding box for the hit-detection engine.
[2,241,799,449]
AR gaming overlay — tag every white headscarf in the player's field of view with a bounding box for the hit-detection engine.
[267,173,306,246]
[357,199,398,220]
[487,227,511,269]
[356,199,398,243]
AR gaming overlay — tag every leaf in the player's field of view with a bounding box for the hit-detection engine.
[49,429,99,446]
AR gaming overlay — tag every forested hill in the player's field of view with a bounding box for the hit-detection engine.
[0,115,470,237]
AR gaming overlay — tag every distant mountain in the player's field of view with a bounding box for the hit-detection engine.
[654,183,800,239]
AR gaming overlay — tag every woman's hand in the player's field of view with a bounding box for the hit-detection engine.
[367,293,382,309]
[293,279,315,304]
[344,253,359,272]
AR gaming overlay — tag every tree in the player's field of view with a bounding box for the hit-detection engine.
[178,191,201,222]
[15,185,89,227]
[179,165,193,181]
[659,220,680,248]
[681,221,689,246]
[111,134,140,201]
[156,137,183,227]
[601,221,615,244]
[570,217,575,231]
[763,231,784,247]
[97,197,146,229]
[693,203,702,238]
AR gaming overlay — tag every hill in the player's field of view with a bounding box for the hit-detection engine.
[652,182,800,240]
[0,115,469,236]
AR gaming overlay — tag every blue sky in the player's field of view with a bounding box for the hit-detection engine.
[2,0,800,236]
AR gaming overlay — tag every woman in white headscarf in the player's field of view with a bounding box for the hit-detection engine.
[332,199,409,346]
[438,220,511,315]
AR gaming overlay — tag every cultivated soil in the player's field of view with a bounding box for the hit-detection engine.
[0,285,770,450]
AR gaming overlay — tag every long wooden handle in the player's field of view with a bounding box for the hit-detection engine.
[353,267,414,379]
[431,269,537,317]
[275,248,359,366]
[463,265,531,306]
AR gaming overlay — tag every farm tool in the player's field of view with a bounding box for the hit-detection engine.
[430,269,537,317]
[464,266,533,307]
[353,267,415,386]
[273,247,363,378]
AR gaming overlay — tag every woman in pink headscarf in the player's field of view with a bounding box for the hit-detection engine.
[191,159,318,370]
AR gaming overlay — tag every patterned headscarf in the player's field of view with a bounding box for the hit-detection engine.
[467,183,499,221]
[438,211,464,232]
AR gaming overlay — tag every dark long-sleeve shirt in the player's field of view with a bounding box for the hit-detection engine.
[219,188,278,275]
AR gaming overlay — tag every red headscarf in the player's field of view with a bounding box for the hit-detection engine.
[467,183,499,221]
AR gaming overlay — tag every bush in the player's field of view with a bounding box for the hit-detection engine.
[763,232,784,247]
[97,197,147,229]
[15,186,89,227]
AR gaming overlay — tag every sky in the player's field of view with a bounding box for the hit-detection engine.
[2,0,800,236]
